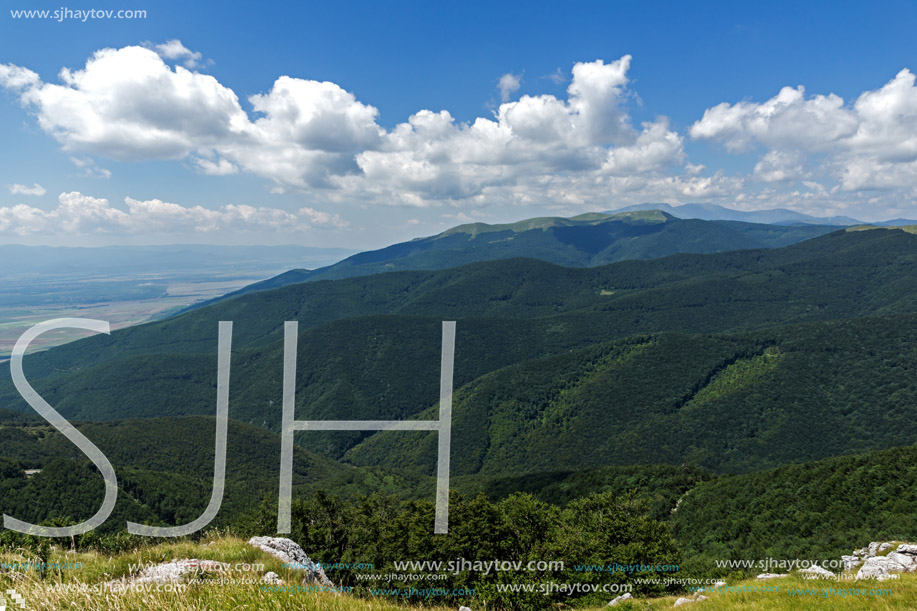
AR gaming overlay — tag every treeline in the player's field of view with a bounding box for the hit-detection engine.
[237,490,679,610]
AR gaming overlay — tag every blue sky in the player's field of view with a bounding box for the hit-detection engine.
[1,0,917,247]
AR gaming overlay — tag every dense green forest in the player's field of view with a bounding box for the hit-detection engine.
[347,313,917,474]
[1,227,915,462]
[0,413,434,534]
[672,446,917,571]
[8,433,917,600]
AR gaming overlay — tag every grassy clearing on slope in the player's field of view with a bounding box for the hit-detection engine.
[680,347,783,412]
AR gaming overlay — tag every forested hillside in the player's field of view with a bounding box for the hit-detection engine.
[1,227,914,464]
[345,313,917,474]
[200,210,840,303]
[0,225,915,568]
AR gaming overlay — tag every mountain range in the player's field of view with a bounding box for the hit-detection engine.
[195,209,842,307]
[1,210,916,558]
[194,205,917,310]
[607,201,917,226]
[3,225,916,461]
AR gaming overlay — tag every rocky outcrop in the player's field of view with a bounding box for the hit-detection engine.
[799,565,834,579]
[841,555,860,571]
[854,541,886,558]
[856,544,917,580]
[856,556,905,580]
[886,552,917,570]
[673,595,707,607]
[756,573,787,580]
[835,541,917,580]
[247,536,333,586]
[261,571,283,584]
[109,558,229,587]
[608,592,632,606]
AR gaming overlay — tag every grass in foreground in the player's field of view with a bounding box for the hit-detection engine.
[583,574,917,610]
[0,534,449,611]
[6,536,917,610]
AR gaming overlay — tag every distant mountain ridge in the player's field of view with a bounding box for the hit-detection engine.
[192,210,840,309]
[606,202,917,226]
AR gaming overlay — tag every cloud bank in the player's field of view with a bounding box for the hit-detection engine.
[1,42,916,222]
[0,46,702,209]
[0,191,346,237]
[690,69,917,193]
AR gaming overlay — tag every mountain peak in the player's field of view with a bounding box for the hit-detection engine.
[606,202,866,226]
[439,209,672,239]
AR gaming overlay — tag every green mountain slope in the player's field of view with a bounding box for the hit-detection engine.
[10,226,916,378]
[0,413,432,533]
[452,463,713,521]
[672,445,917,564]
[345,313,917,475]
[1,228,915,468]
[207,211,839,303]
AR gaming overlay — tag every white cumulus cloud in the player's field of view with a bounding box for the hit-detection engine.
[154,39,204,68]
[0,63,40,91]
[0,48,687,210]
[8,46,249,160]
[498,73,522,102]
[752,150,808,183]
[7,183,46,196]
[691,69,917,195]
[690,85,858,152]
[4,43,916,220]
[0,191,346,237]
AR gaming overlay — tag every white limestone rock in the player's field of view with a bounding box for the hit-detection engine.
[756,573,788,580]
[248,536,332,586]
[857,555,909,580]
[886,552,917,571]
[673,596,706,607]
[608,592,633,606]
[841,555,861,571]
[855,542,882,558]
[799,564,834,579]
[108,558,228,589]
